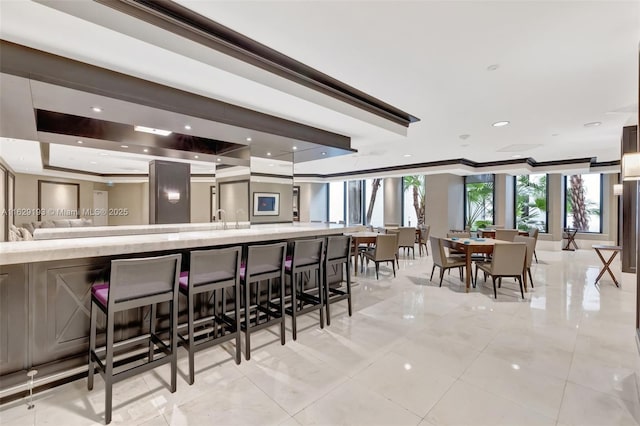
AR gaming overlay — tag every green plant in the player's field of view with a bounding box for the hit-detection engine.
[403,175,425,225]
[465,182,494,229]
[515,175,547,231]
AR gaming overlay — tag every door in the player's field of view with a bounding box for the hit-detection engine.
[93,190,108,226]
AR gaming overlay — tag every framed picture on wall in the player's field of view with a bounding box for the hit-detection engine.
[253,192,280,216]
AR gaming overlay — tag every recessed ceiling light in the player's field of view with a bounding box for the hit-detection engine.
[492,121,510,127]
[268,163,274,167]
[266,152,271,156]
[459,134,471,140]
[321,152,326,155]
[217,158,221,162]
[121,145,129,148]
[77,140,83,144]
[551,133,559,137]
[246,137,252,142]
[99,153,109,156]
[461,144,470,147]
[143,148,149,153]
[584,121,602,127]
[194,155,199,159]
[403,154,412,158]
[91,106,102,113]
[487,64,500,71]
[184,124,191,130]
[292,146,297,150]
[90,161,97,165]
[512,154,522,158]
[134,125,172,136]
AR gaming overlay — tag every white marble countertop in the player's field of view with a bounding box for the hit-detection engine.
[0,223,361,266]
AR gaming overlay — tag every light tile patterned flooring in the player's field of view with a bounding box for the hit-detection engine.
[1,248,639,425]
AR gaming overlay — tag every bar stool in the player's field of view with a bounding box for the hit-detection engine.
[88,253,181,424]
[178,246,241,385]
[241,242,287,360]
[285,238,325,340]
[323,235,352,326]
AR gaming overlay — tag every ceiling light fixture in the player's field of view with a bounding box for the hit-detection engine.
[584,121,602,127]
[403,154,412,158]
[134,125,172,136]
[266,152,271,156]
[552,133,559,137]
[459,134,470,140]
[622,152,640,181]
[269,163,274,167]
[184,124,191,130]
[217,158,221,162]
[120,145,128,148]
[511,154,521,158]
[99,153,109,156]
[292,146,297,150]
[77,140,83,144]
[321,152,326,156]
[143,148,149,153]
[91,106,102,113]
[487,64,499,71]
[90,161,97,165]
[194,155,199,159]
[613,184,623,196]
[492,121,510,127]
[246,137,252,142]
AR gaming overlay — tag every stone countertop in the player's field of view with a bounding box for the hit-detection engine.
[0,223,361,266]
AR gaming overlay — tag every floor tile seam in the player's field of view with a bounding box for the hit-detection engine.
[564,376,640,404]
[418,374,459,422]
[287,374,352,418]
[556,312,585,424]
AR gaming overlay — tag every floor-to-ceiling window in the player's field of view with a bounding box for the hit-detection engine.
[402,175,425,227]
[514,174,548,232]
[328,181,345,223]
[347,180,363,225]
[464,174,494,230]
[564,173,603,233]
[364,178,384,227]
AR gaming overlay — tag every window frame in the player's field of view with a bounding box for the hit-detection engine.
[512,174,549,233]
[463,174,496,230]
[563,173,604,234]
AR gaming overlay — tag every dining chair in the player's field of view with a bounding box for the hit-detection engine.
[429,236,466,287]
[528,227,540,263]
[474,243,526,299]
[494,229,519,242]
[385,229,401,267]
[361,234,397,279]
[417,225,430,256]
[514,235,535,287]
[397,226,417,259]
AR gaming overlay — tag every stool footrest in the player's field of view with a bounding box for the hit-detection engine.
[240,316,282,332]
[297,293,321,305]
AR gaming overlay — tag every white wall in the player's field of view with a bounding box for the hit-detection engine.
[383,177,402,225]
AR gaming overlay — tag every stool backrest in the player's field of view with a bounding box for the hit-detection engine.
[326,235,352,262]
[109,253,181,305]
[189,246,241,286]
[291,238,324,268]
[246,242,286,279]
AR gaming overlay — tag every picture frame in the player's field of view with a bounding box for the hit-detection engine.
[253,192,280,216]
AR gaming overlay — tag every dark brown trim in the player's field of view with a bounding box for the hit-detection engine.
[7,171,15,228]
[294,156,612,179]
[250,172,293,180]
[37,180,81,221]
[209,185,216,223]
[96,0,419,128]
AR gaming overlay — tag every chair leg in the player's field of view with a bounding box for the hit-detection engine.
[498,277,502,288]
[346,262,352,316]
[430,264,436,281]
[375,262,379,280]
[528,268,534,288]
[187,292,195,385]
[517,276,524,299]
[474,265,479,287]
[170,298,177,393]
[104,311,114,424]
[88,301,97,391]
[234,282,241,365]
[291,273,298,341]
[149,303,156,362]
[318,267,325,329]
[324,266,331,326]
[392,260,396,277]
[459,267,463,281]
[439,268,444,287]
[534,250,538,264]
[492,277,497,299]
[244,282,251,361]
[280,278,286,346]
[396,254,399,269]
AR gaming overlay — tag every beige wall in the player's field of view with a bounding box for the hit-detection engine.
[107,182,149,226]
[423,173,465,238]
[251,181,293,224]
[191,182,212,223]
[383,177,402,225]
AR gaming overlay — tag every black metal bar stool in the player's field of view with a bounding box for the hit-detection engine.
[88,253,181,424]
[241,242,287,360]
[323,235,353,325]
[285,238,325,340]
[178,246,241,385]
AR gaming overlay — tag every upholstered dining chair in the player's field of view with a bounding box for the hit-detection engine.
[474,242,527,299]
[429,236,466,287]
[514,235,536,287]
[494,229,519,242]
[397,227,417,259]
[446,231,471,258]
[417,225,430,256]
[361,233,397,279]
[528,227,540,263]
[385,229,401,267]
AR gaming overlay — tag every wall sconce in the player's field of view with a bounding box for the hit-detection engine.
[166,191,181,204]
[613,184,623,196]
[622,152,640,181]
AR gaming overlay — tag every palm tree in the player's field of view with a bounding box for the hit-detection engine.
[403,175,425,225]
[568,175,589,230]
[515,175,547,230]
[365,178,382,225]
[465,182,494,230]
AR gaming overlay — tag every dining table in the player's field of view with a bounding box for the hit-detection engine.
[440,237,528,293]
[477,229,529,239]
[344,231,379,276]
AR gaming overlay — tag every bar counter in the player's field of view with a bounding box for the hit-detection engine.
[0,222,359,397]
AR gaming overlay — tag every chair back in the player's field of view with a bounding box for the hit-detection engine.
[447,231,470,238]
[513,236,535,268]
[189,247,241,287]
[429,236,445,267]
[291,238,324,268]
[384,223,399,228]
[374,234,397,261]
[494,229,519,242]
[490,243,526,276]
[245,242,286,279]
[326,235,352,263]
[528,227,539,241]
[398,227,416,247]
[109,253,181,305]
[419,225,431,243]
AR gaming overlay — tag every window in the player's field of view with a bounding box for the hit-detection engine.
[464,174,494,230]
[402,175,425,226]
[347,180,363,225]
[328,181,345,223]
[514,174,548,232]
[564,173,602,233]
[364,178,384,227]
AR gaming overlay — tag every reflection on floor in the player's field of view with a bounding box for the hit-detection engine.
[1,249,639,425]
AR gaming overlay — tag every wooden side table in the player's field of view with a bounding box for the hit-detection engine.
[592,245,622,287]
[562,228,578,251]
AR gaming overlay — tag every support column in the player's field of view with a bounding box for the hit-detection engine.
[622,125,638,273]
[149,160,190,224]
[383,177,402,225]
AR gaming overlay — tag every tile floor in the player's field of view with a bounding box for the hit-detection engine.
[1,248,639,425]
